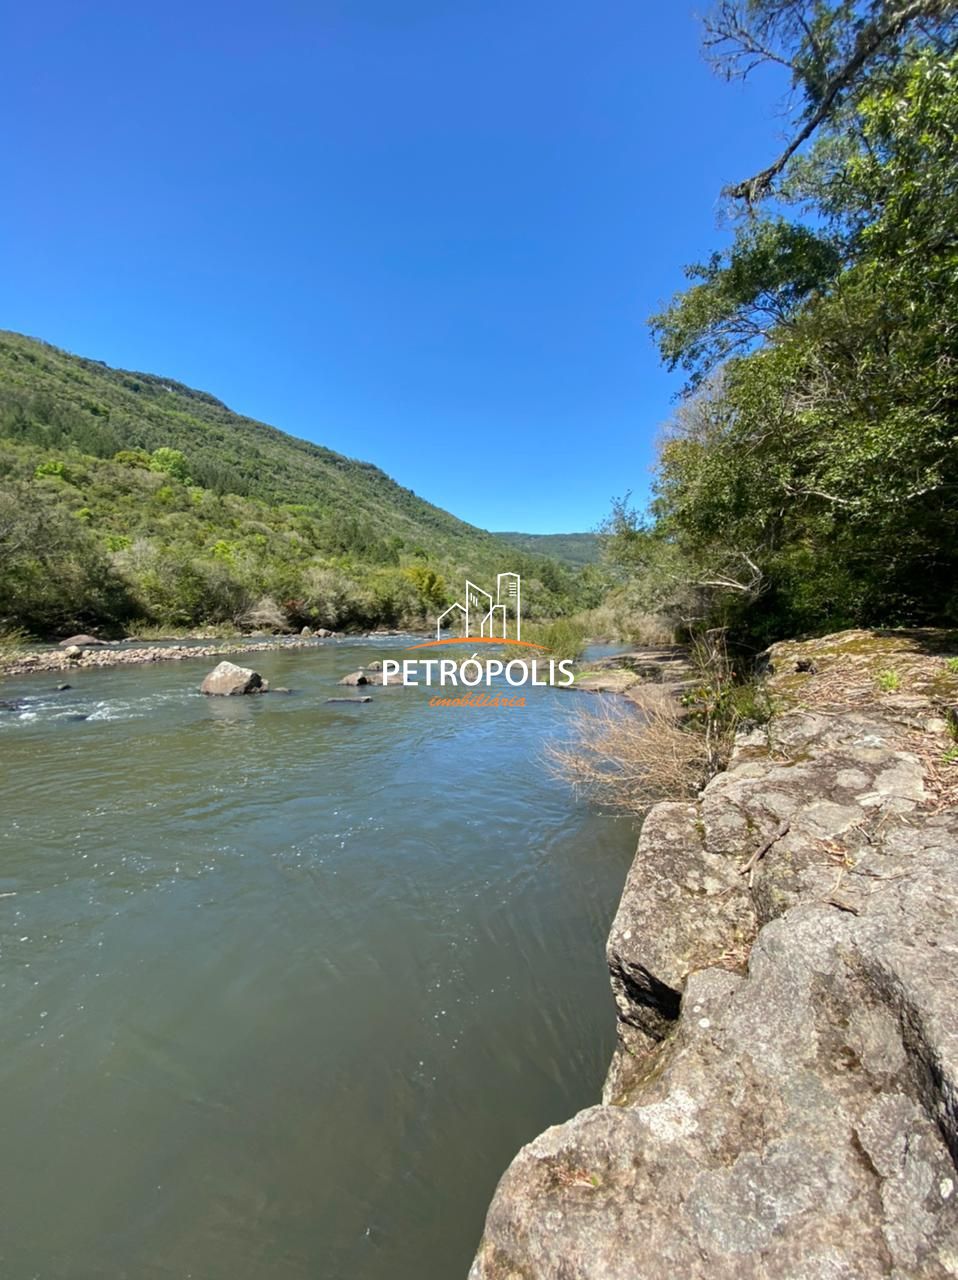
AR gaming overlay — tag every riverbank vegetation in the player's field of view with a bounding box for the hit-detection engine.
[0,332,598,638]
[604,0,958,653]
[549,687,709,816]
[523,606,676,661]
[550,629,774,812]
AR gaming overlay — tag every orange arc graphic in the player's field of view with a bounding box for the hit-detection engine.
[406,636,549,651]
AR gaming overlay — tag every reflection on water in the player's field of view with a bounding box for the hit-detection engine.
[0,641,635,1279]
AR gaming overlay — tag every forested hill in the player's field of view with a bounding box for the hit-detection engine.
[0,331,585,636]
[0,330,498,562]
[496,532,601,569]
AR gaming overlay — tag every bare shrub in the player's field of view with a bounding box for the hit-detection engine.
[301,566,372,630]
[0,626,28,663]
[547,686,709,816]
[628,612,675,647]
[239,595,288,633]
[577,604,675,647]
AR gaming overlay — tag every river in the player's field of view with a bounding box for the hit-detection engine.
[0,639,636,1279]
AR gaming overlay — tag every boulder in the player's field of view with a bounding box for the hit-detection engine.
[200,661,267,696]
[62,645,84,660]
[605,802,755,1072]
[58,634,105,647]
[338,670,369,686]
[316,628,335,638]
[300,626,313,637]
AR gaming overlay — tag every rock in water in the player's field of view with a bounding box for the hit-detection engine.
[58,634,106,647]
[200,661,267,696]
[338,670,369,686]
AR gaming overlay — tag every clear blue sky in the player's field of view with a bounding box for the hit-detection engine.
[1,1,785,534]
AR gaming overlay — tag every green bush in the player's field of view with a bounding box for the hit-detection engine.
[34,458,67,481]
[149,447,192,483]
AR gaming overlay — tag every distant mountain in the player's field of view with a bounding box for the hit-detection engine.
[0,331,583,635]
[496,531,601,569]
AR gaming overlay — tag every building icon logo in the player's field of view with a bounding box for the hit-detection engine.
[387,569,575,698]
[436,572,522,641]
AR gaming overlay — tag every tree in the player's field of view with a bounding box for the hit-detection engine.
[149,447,192,483]
[704,0,958,204]
[639,7,958,642]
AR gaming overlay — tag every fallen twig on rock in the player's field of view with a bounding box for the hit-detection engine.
[739,819,791,886]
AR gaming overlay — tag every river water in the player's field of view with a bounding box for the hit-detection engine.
[0,639,636,1279]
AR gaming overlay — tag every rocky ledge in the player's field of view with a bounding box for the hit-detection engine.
[471,630,958,1279]
[568,646,694,698]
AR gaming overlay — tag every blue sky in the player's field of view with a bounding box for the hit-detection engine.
[1,1,786,534]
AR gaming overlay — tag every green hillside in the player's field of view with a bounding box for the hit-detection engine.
[0,331,582,636]
[496,531,601,569]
